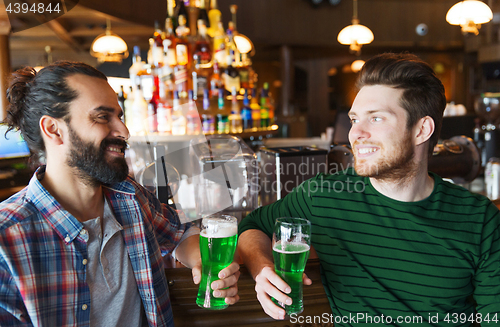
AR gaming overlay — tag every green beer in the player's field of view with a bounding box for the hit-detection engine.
[272,241,310,315]
[196,216,237,310]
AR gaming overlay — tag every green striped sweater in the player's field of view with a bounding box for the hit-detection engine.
[238,168,500,326]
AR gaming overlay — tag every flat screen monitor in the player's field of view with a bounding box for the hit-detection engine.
[0,124,30,160]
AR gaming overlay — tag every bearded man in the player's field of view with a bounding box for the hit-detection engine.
[237,53,500,326]
[0,61,240,326]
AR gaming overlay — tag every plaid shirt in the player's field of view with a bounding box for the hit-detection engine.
[0,167,190,327]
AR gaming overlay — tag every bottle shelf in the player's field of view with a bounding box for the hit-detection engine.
[129,124,279,143]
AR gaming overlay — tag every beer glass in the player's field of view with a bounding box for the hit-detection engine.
[272,217,311,315]
[196,214,238,310]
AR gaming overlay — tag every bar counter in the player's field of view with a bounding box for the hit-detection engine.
[164,253,332,327]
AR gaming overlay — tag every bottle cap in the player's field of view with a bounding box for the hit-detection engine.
[133,46,141,56]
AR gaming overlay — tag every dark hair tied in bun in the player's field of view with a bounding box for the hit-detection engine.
[2,61,107,164]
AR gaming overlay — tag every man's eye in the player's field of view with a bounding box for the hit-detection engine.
[372,117,382,122]
[96,115,109,121]
[349,118,358,124]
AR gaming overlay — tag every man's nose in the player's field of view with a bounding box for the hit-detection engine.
[349,121,369,141]
[112,119,130,141]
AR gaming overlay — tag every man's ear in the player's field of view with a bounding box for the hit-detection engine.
[414,116,435,146]
[39,115,65,146]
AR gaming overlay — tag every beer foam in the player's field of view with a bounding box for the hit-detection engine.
[273,242,310,254]
[201,220,237,238]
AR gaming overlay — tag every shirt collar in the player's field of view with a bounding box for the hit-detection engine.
[103,176,136,195]
[25,166,83,244]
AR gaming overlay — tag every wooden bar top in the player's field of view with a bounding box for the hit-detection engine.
[164,257,331,327]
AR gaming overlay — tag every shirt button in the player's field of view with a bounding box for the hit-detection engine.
[80,229,87,235]
[82,259,88,265]
[64,236,71,243]
[82,304,88,311]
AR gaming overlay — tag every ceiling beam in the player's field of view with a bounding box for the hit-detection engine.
[31,14,83,52]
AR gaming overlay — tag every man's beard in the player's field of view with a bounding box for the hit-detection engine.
[66,127,129,187]
[354,130,418,182]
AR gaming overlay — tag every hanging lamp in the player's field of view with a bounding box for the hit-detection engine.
[90,18,129,63]
[337,0,374,55]
[446,0,493,35]
[229,4,255,56]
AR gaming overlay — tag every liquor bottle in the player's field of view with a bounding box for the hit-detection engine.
[147,74,161,133]
[140,40,155,101]
[167,0,175,22]
[198,0,210,27]
[192,55,210,101]
[130,84,148,135]
[176,0,189,28]
[222,50,240,95]
[241,88,252,131]
[157,93,172,134]
[186,90,202,135]
[175,15,191,99]
[162,18,177,100]
[163,17,177,65]
[192,19,212,68]
[239,53,251,89]
[210,61,223,98]
[260,88,270,128]
[225,21,239,66]
[152,21,164,69]
[212,21,227,68]
[201,89,215,134]
[147,100,157,133]
[171,91,187,135]
[250,88,261,129]
[117,85,126,112]
[147,37,154,67]
[264,82,276,124]
[228,5,241,67]
[216,88,229,134]
[129,46,145,92]
[124,86,134,127]
[229,87,242,134]
[207,0,222,37]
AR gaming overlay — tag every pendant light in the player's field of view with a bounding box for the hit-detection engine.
[229,4,255,56]
[446,0,493,35]
[337,0,374,55]
[90,19,129,63]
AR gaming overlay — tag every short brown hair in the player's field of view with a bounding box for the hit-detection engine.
[356,53,446,156]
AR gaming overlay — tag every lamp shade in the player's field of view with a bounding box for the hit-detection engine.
[91,32,128,54]
[90,30,129,63]
[337,23,374,45]
[446,0,492,26]
[233,34,254,55]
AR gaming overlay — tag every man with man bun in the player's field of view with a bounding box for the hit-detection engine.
[0,61,240,326]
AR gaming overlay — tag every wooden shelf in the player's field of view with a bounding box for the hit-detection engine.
[129,125,279,143]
